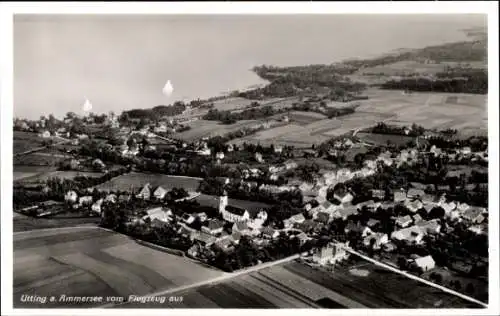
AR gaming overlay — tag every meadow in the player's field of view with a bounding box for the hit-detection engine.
[93,172,202,192]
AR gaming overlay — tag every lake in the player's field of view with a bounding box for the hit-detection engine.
[14,14,486,119]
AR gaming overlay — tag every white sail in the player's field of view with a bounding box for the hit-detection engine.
[162,80,174,97]
[83,98,93,113]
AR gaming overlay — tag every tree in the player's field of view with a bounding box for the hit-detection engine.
[465,283,475,295]
[454,280,462,291]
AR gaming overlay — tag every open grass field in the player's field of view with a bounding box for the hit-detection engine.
[122,260,482,309]
[93,172,202,192]
[13,227,224,308]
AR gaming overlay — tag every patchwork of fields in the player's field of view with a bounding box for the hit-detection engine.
[119,260,482,309]
[13,227,224,308]
[93,172,202,192]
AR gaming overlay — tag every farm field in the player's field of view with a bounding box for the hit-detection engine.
[286,111,328,125]
[121,260,482,308]
[13,216,100,232]
[210,97,255,111]
[175,120,260,141]
[93,172,202,193]
[16,170,105,184]
[13,227,224,308]
[13,165,56,181]
[356,132,415,146]
[13,131,51,154]
[14,152,71,167]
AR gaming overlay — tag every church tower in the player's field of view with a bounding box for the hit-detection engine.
[218,190,228,214]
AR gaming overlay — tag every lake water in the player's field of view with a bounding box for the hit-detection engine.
[14,14,486,119]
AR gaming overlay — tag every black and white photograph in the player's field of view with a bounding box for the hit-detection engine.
[1,2,498,315]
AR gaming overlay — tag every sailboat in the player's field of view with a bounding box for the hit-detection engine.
[162,80,174,97]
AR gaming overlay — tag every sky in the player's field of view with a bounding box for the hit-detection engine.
[14,14,486,119]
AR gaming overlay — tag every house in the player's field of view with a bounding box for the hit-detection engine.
[39,130,51,138]
[213,237,235,253]
[178,225,196,240]
[193,232,217,247]
[366,218,380,229]
[422,203,435,214]
[314,212,331,224]
[334,191,354,204]
[284,160,298,170]
[371,189,385,200]
[412,255,436,272]
[405,199,423,213]
[460,147,472,155]
[363,233,389,250]
[232,221,250,234]
[231,231,243,244]
[202,219,225,236]
[344,222,372,238]
[153,186,168,200]
[294,232,310,246]
[216,152,225,160]
[456,202,470,213]
[334,204,359,220]
[136,183,152,200]
[395,215,413,228]
[118,194,131,203]
[255,152,264,163]
[407,188,425,200]
[391,226,425,245]
[181,213,196,225]
[65,190,78,204]
[91,199,104,214]
[92,159,106,171]
[412,214,424,225]
[468,223,488,235]
[222,205,250,223]
[260,227,280,239]
[274,145,283,154]
[196,212,208,222]
[417,219,441,234]
[104,194,117,204]
[393,190,407,203]
[312,242,349,265]
[440,201,457,214]
[144,207,173,223]
[79,196,93,206]
[283,213,306,228]
[461,207,485,224]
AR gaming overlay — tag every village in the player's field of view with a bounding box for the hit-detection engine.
[14,106,488,297]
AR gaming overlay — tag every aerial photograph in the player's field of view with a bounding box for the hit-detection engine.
[10,12,491,310]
